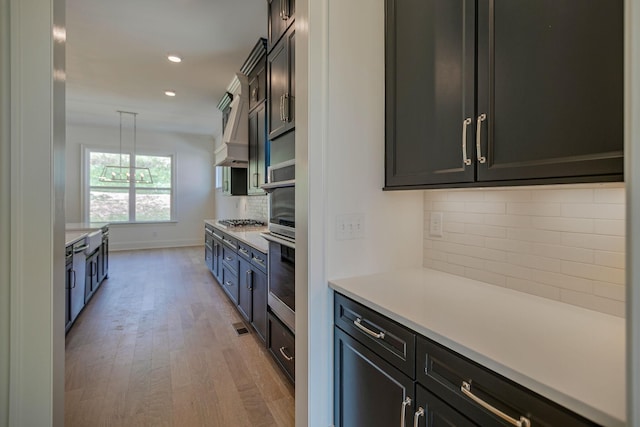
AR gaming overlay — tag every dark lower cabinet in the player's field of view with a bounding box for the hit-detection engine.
[268,312,295,383]
[334,292,600,427]
[385,0,623,189]
[238,258,253,322]
[221,265,239,305]
[334,327,414,427]
[65,245,73,333]
[97,228,109,283]
[239,252,269,343]
[414,384,477,427]
[84,249,99,303]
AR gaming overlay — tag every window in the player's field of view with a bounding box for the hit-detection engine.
[86,149,175,222]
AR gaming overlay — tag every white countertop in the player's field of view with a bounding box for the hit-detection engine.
[66,222,109,231]
[65,231,87,247]
[204,220,269,253]
[329,268,626,427]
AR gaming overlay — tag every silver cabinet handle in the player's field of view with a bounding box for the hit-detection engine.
[283,93,290,122]
[73,244,88,253]
[400,397,411,427]
[225,256,233,261]
[225,281,233,287]
[413,407,424,427]
[462,117,472,166]
[280,94,285,121]
[461,381,530,427]
[71,270,76,289]
[279,346,294,361]
[239,248,250,256]
[353,318,385,339]
[476,113,487,164]
[246,269,253,290]
[252,256,266,267]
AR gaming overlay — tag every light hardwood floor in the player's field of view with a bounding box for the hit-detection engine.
[65,246,295,427]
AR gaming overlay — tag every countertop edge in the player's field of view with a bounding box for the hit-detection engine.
[204,220,268,253]
[328,278,625,427]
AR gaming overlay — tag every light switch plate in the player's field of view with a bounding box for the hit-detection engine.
[429,212,443,237]
[336,214,366,240]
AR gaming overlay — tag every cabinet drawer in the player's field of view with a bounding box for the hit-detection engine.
[222,246,238,273]
[268,312,295,383]
[416,336,598,427]
[334,293,415,378]
[221,266,239,304]
[221,234,238,250]
[238,242,252,261]
[250,248,267,273]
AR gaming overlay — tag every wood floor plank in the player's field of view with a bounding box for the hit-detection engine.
[65,246,294,426]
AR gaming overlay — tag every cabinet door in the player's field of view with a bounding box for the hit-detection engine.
[250,267,268,342]
[414,384,478,427]
[268,25,295,140]
[248,104,269,195]
[334,327,414,427]
[385,0,476,188]
[476,0,623,182]
[238,258,252,322]
[268,0,294,51]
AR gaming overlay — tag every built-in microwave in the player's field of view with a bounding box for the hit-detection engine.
[261,159,295,240]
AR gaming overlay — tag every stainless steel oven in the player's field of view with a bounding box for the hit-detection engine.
[263,234,295,332]
[262,160,294,240]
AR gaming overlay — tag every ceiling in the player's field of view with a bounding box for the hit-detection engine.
[65,0,267,137]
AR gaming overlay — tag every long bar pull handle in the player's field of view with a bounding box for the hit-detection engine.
[413,407,424,427]
[476,113,487,164]
[246,270,253,290]
[353,318,385,339]
[71,270,76,289]
[461,381,531,427]
[254,173,259,188]
[462,117,472,166]
[279,346,294,361]
[400,397,411,427]
[280,94,285,122]
[283,93,289,122]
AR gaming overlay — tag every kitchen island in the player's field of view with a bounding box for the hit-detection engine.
[330,268,625,427]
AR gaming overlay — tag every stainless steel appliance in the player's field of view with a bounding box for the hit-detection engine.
[263,234,295,332]
[261,160,295,239]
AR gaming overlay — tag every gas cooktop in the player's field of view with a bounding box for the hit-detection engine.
[217,219,266,228]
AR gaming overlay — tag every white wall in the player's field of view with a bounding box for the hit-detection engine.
[4,0,65,425]
[65,124,215,250]
[302,0,425,425]
[626,0,640,423]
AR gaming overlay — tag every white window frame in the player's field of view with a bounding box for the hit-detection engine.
[82,146,177,223]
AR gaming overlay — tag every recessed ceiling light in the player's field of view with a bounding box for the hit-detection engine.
[165,91,176,97]
[167,55,182,63]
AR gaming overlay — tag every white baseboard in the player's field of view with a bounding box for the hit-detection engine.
[110,239,203,252]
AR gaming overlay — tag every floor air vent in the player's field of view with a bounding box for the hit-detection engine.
[233,322,250,336]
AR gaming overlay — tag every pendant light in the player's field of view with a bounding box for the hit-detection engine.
[98,111,153,184]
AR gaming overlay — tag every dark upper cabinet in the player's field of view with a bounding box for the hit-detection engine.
[248,103,269,195]
[385,0,476,188]
[268,0,295,51]
[244,38,268,113]
[268,24,295,140]
[385,0,623,190]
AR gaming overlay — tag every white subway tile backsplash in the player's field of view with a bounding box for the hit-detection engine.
[531,188,594,203]
[424,185,625,317]
[507,202,561,217]
[594,251,625,269]
[560,289,625,317]
[594,219,625,236]
[505,277,561,300]
[594,186,625,204]
[561,261,625,285]
[531,216,594,233]
[464,223,507,238]
[561,203,625,220]
[593,281,625,301]
[464,202,506,214]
